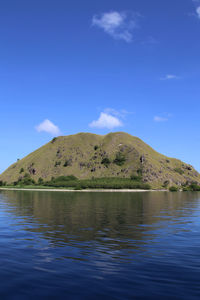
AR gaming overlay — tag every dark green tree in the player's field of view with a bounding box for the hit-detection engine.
[113,152,126,166]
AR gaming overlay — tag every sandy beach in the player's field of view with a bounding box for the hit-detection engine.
[0,187,167,193]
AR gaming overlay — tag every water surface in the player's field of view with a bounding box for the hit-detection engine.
[0,190,200,299]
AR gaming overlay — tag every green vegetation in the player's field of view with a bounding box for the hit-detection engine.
[163,180,170,188]
[174,168,184,175]
[38,177,44,185]
[169,186,179,192]
[63,159,72,167]
[101,157,111,167]
[182,187,188,191]
[44,176,151,190]
[137,168,143,176]
[168,183,200,192]
[14,173,35,186]
[54,161,61,167]
[52,175,77,182]
[20,168,24,173]
[1,175,200,192]
[3,175,151,190]
[51,137,57,143]
[130,174,142,181]
[189,184,200,191]
[113,152,126,166]
[0,180,6,186]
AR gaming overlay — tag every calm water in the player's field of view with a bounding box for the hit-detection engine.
[0,191,200,299]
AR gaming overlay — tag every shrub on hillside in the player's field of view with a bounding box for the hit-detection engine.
[137,169,143,176]
[113,152,126,166]
[16,173,35,186]
[20,168,24,173]
[130,175,142,181]
[174,168,184,175]
[189,184,200,191]
[182,187,190,191]
[63,159,72,167]
[55,175,77,181]
[163,180,170,188]
[101,157,111,167]
[44,176,151,190]
[51,137,57,143]
[45,175,78,186]
[169,186,179,192]
[54,161,61,167]
[38,177,44,185]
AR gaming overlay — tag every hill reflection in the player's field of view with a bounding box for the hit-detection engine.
[0,191,199,253]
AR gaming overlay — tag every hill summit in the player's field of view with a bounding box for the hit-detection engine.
[1,132,199,188]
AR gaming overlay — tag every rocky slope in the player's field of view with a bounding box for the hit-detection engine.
[1,132,199,188]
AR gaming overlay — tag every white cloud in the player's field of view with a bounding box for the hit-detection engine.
[196,6,200,18]
[35,119,61,136]
[89,112,123,129]
[104,108,133,118]
[160,74,180,80]
[154,116,168,122]
[92,11,138,42]
[104,108,122,117]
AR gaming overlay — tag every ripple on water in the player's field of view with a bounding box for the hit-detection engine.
[0,190,200,299]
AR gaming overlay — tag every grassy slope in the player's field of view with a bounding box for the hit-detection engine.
[1,132,200,188]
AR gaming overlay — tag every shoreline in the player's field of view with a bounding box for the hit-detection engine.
[0,187,167,193]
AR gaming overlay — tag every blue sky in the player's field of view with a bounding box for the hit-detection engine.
[1,0,200,173]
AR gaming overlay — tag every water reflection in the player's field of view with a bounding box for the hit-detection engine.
[1,191,200,299]
[1,191,199,253]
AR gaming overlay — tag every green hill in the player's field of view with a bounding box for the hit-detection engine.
[1,132,199,188]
